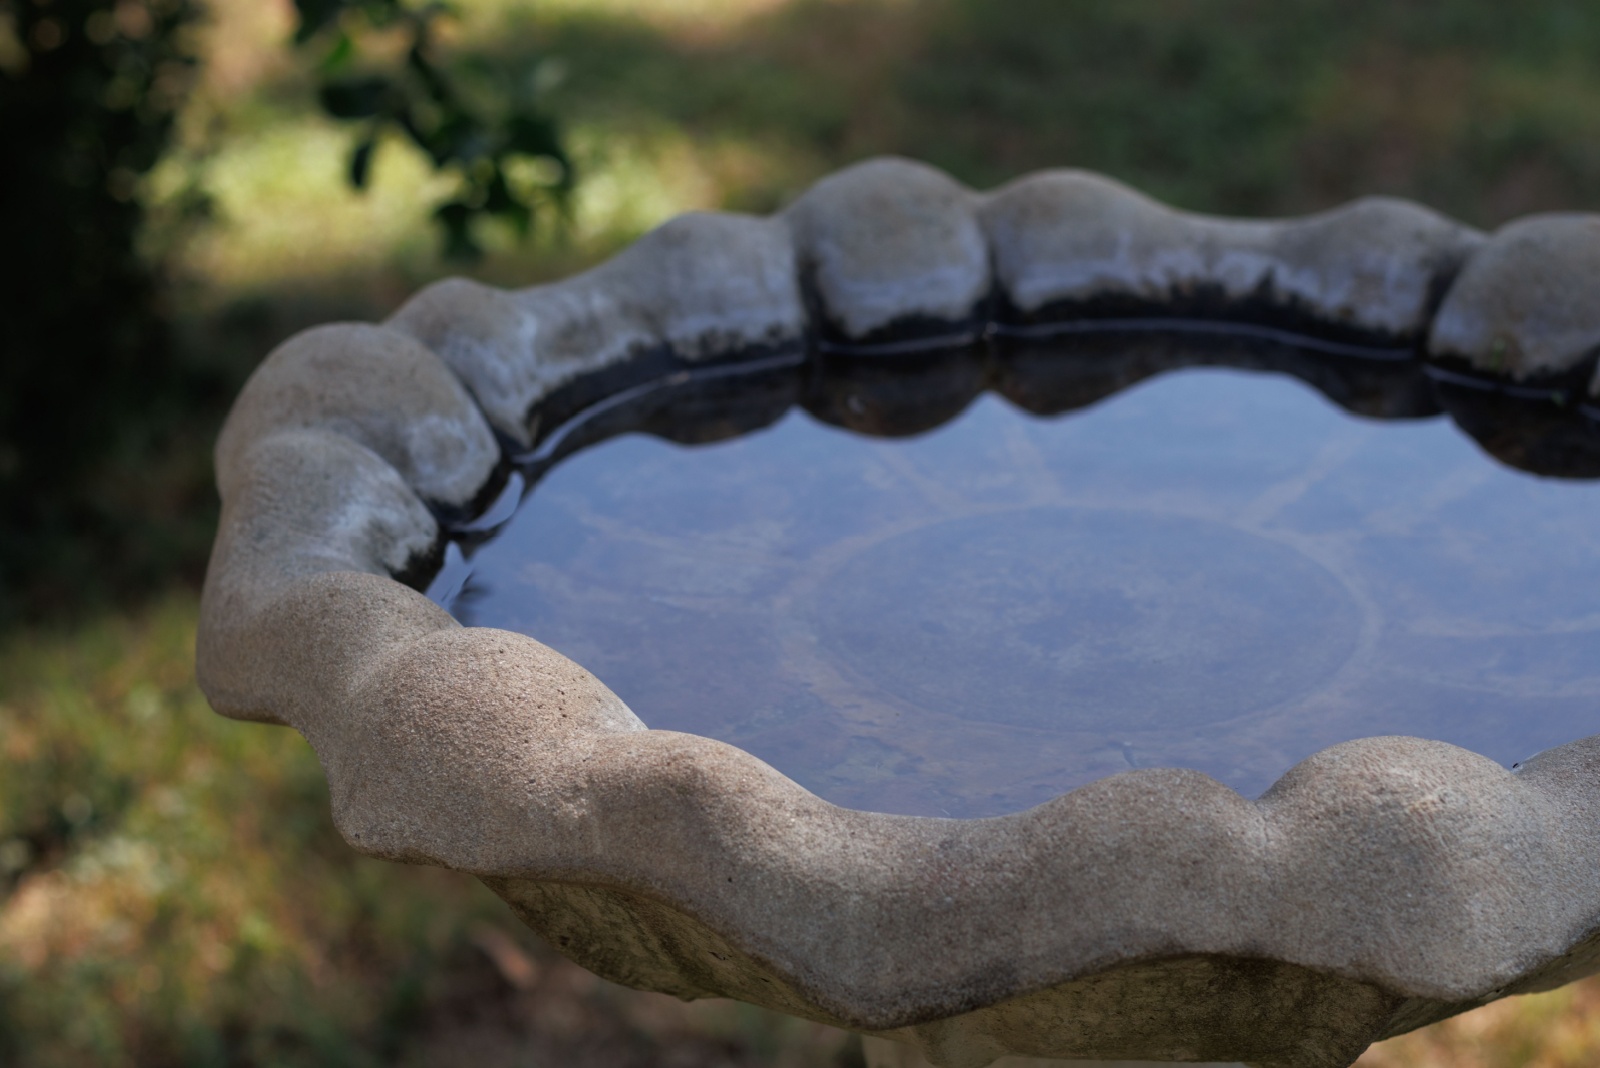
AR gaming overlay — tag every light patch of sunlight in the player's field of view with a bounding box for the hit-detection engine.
[567,124,727,241]
[195,0,296,98]
[166,118,452,288]
[500,0,792,34]
[162,112,773,291]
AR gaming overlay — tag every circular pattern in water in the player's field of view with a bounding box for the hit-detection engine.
[805,508,1361,732]
[445,364,1600,817]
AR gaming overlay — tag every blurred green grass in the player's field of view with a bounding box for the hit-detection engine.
[10,0,1600,1063]
[0,597,863,1067]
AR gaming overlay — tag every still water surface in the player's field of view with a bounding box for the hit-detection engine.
[451,368,1600,817]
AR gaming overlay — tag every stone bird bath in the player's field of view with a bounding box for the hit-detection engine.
[198,158,1600,1068]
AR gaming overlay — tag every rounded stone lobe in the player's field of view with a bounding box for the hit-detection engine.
[784,156,991,344]
[387,277,545,444]
[1428,213,1600,382]
[198,431,443,723]
[325,626,646,869]
[211,428,438,586]
[390,212,803,445]
[981,170,1482,343]
[216,322,500,509]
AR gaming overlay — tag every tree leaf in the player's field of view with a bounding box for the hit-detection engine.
[433,200,480,261]
[406,44,454,105]
[296,0,572,259]
[348,136,377,189]
[426,114,485,166]
[319,31,355,74]
[482,168,534,236]
[505,113,563,160]
[293,0,349,44]
[318,76,392,119]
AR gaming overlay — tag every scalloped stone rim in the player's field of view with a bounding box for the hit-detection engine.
[197,157,1600,1068]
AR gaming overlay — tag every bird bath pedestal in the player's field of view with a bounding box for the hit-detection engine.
[198,159,1600,1068]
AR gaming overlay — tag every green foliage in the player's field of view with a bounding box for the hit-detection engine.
[291,0,573,259]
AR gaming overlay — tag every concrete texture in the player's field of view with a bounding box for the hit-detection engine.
[1428,213,1600,382]
[215,323,500,511]
[785,157,991,346]
[388,211,804,446]
[980,170,1483,345]
[198,158,1600,1068]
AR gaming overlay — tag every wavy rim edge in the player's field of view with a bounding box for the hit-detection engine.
[196,157,1600,1068]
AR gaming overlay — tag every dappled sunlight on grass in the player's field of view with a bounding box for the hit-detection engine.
[167,110,804,296]
[176,117,452,286]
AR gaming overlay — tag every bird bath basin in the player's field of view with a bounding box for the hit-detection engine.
[199,159,1600,1068]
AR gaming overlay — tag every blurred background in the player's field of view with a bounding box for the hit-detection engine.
[5,1,1600,1064]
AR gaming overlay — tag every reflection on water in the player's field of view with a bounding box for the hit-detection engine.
[449,362,1600,818]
